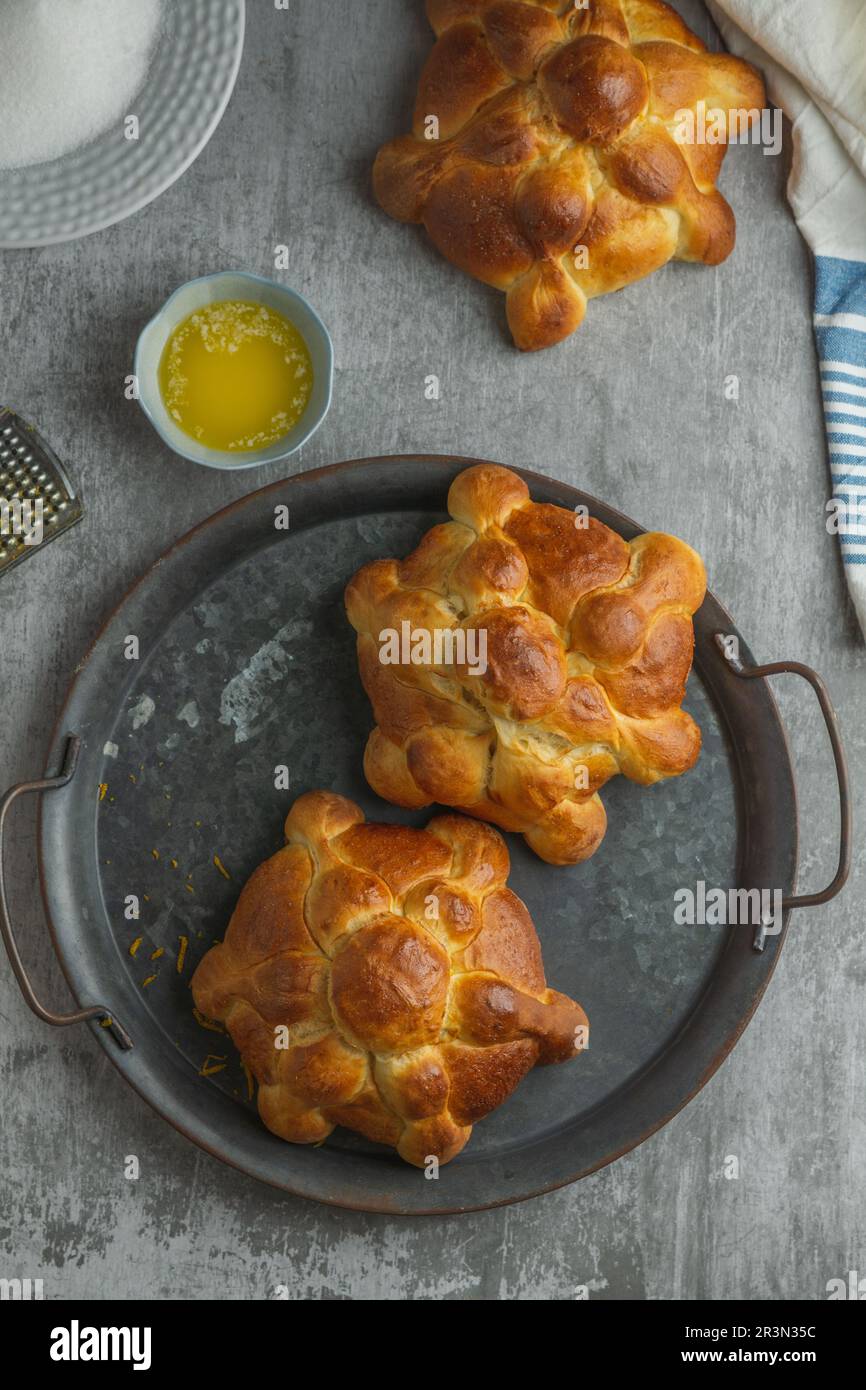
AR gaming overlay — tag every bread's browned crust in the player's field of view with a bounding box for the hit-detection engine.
[192,792,587,1167]
[374,0,765,349]
[345,463,707,865]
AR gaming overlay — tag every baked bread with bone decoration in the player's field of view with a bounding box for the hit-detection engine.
[191,791,587,1167]
[345,463,707,865]
[373,0,765,350]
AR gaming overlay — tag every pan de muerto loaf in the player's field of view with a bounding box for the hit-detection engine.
[373,0,765,350]
[345,464,706,865]
[192,791,587,1167]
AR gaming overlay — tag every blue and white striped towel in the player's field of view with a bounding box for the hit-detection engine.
[708,0,866,633]
[816,260,866,584]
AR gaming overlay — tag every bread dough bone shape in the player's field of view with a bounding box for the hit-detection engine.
[345,463,707,866]
[191,791,588,1168]
[373,0,765,349]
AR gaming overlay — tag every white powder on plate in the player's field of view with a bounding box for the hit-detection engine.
[0,0,164,171]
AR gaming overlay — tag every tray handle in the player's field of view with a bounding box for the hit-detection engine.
[715,635,852,941]
[0,735,133,1050]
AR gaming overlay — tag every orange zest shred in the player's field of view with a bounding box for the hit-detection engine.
[177,935,189,974]
[129,937,143,958]
[199,1054,227,1077]
[213,854,231,880]
[98,783,108,802]
[150,946,164,961]
[142,974,157,988]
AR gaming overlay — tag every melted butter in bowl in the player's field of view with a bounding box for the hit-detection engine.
[159,301,314,453]
[135,272,333,470]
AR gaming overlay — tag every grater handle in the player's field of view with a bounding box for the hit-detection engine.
[0,736,133,1050]
[714,635,852,949]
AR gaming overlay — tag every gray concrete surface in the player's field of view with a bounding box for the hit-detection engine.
[0,0,863,1301]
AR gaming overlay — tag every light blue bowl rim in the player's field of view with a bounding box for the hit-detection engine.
[133,269,335,470]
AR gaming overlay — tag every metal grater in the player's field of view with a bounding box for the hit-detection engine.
[0,409,84,577]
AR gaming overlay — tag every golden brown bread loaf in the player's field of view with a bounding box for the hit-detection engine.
[192,791,587,1167]
[374,0,765,350]
[345,463,707,865]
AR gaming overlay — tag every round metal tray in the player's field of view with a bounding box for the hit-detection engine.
[1,457,850,1213]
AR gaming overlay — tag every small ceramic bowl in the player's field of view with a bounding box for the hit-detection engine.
[134,271,334,470]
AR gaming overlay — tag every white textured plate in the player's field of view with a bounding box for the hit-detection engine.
[0,0,245,249]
